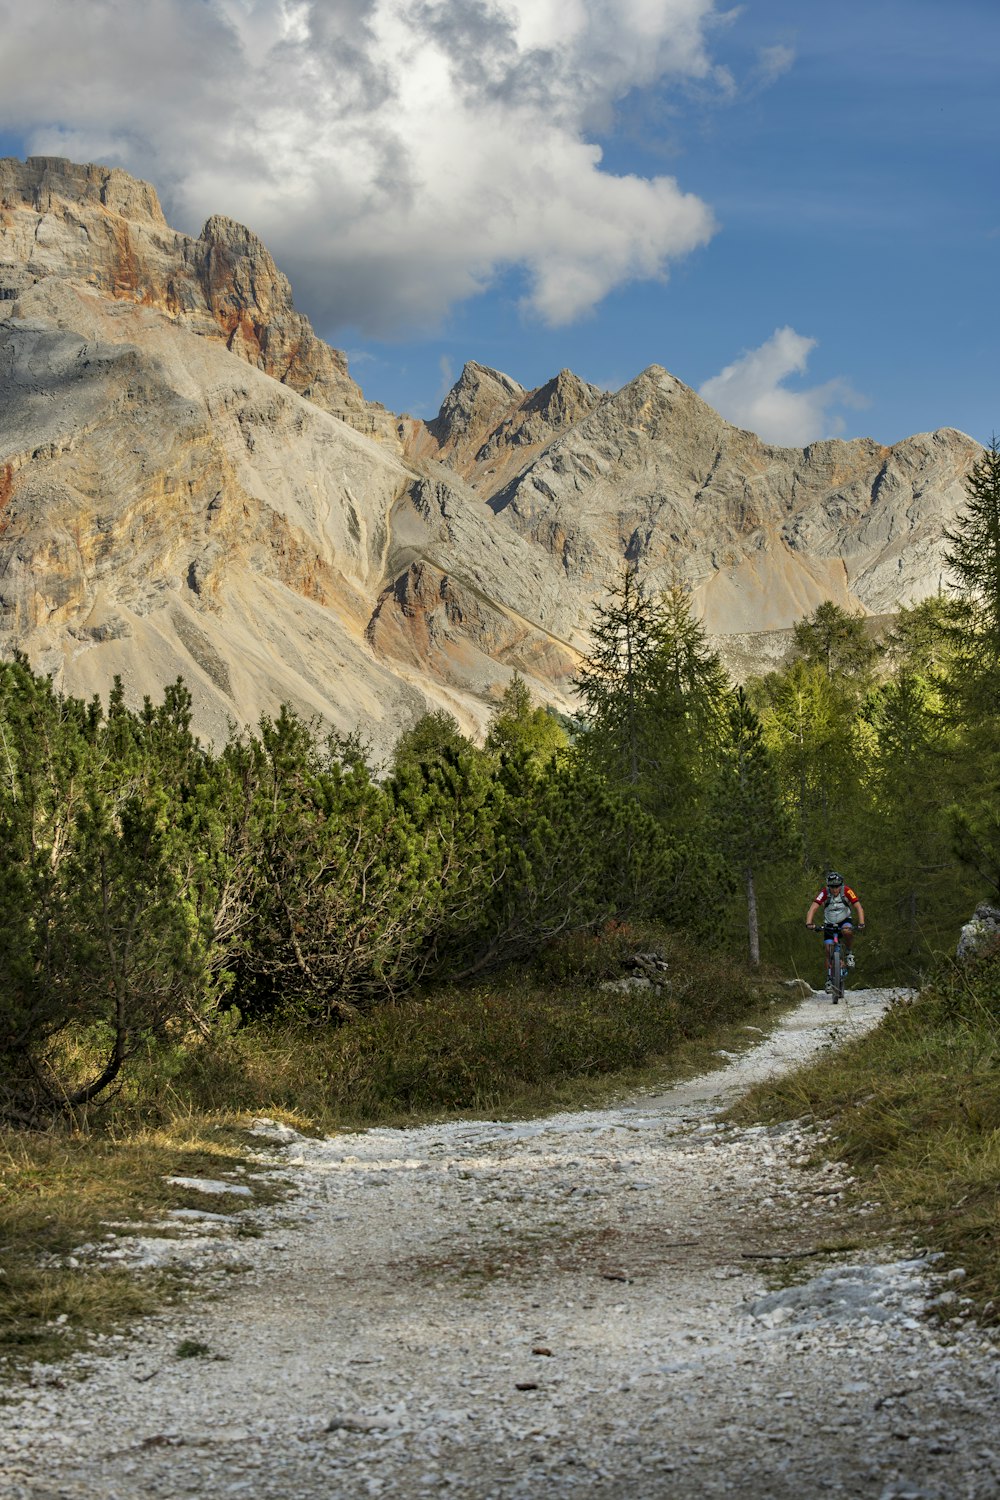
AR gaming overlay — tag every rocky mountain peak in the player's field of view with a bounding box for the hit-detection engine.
[421,362,604,492]
[0,155,166,225]
[519,368,604,429]
[0,154,985,754]
[0,156,398,446]
[425,362,527,464]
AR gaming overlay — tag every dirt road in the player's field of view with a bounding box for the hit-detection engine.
[5,988,999,1498]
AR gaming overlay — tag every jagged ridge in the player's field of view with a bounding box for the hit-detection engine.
[0,155,983,747]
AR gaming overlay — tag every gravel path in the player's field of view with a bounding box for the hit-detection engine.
[5,988,999,1499]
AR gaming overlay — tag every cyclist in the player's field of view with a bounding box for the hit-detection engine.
[805,872,865,995]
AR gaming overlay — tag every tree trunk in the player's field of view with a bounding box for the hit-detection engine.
[745,864,760,968]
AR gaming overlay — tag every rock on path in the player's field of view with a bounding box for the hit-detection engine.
[5,988,999,1498]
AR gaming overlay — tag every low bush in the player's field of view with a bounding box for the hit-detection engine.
[63,924,780,1130]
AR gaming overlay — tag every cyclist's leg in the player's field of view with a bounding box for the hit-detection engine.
[841,920,855,968]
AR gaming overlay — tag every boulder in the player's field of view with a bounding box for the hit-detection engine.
[956,903,1000,960]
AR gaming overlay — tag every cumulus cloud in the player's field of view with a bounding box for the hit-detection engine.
[699,327,867,446]
[0,0,732,335]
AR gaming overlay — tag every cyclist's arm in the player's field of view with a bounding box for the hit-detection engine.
[852,899,865,925]
[805,900,820,926]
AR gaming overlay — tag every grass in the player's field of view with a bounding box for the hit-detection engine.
[0,1123,283,1368]
[731,949,1000,1320]
[176,925,789,1129]
[1,923,790,1366]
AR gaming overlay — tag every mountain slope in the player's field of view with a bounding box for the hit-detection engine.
[0,155,982,747]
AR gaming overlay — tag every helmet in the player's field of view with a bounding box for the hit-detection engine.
[826,870,843,887]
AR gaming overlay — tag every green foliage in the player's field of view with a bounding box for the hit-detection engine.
[390,709,473,776]
[862,670,977,963]
[4,426,1000,1123]
[881,594,965,682]
[0,665,238,1123]
[162,926,775,1124]
[791,600,877,682]
[752,657,866,876]
[944,436,1000,651]
[576,574,730,834]
[574,566,669,790]
[710,687,795,965]
[483,673,567,766]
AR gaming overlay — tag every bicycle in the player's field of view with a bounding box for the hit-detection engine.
[806,922,851,1003]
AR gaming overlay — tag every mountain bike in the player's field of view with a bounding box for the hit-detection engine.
[807,922,850,1003]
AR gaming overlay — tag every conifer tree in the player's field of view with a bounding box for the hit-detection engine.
[944,437,1000,652]
[754,658,861,872]
[711,687,793,966]
[576,574,729,824]
[939,438,1000,891]
[484,673,566,766]
[574,567,666,788]
[863,670,974,965]
[792,600,877,682]
[391,710,473,776]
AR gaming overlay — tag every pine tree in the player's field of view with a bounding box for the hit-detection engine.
[574,567,666,788]
[391,710,473,776]
[754,658,862,873]
[944,437,1000,652]
[577,574,729,824]
[645,586,730,830]
[711,688,793,966]
[484,673,567,766]
[792,601,877,682]
[862,670,974,966]
[939,438,1000,891]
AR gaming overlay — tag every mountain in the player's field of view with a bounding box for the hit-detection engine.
[0,156,982,750]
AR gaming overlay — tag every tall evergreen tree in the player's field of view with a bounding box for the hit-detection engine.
[944,437,1000,653]
[792,600,877,682]
[862,670,974,967]
[753,658,864,874]
[939,438,1000,891]
[711,687,793,966]
[484,673,566,766]
[576,574,729,826]
[574,567,666,788]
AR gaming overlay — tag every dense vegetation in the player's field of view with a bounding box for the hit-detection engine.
[1,439,999,1127]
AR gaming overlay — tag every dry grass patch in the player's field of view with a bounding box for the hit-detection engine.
[0,1122,285,1368]
[732,960,1000,1320]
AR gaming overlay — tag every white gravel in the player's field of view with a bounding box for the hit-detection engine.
[4,987,999,1499]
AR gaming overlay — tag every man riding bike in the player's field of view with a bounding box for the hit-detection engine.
[805,872,865,995]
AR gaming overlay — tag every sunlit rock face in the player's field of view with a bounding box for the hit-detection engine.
[430,361,977,636]
[0,156,981,750]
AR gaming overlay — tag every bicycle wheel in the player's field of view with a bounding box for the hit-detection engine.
[831,946,843,1003]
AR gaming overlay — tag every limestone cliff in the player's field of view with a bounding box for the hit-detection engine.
[0,156,397,442]
[478,366,978,633]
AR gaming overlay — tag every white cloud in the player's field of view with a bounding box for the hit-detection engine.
[0,0,731,335]
[754,43,795,89]
[699,327,866,446]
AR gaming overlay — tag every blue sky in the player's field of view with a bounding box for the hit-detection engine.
[0,0,996,446]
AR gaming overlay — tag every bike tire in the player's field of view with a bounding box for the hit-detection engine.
[831,946,844,1002]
